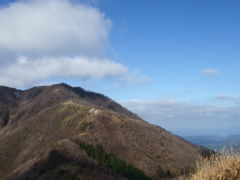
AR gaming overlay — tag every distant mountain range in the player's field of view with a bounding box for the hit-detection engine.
[184,135,240,150]
[0,83,211,180]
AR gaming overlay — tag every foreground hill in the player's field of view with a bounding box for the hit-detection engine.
[0,83,210,179]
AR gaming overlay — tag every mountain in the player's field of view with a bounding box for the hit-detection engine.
[0,83,211,179]
[184,135,240,150]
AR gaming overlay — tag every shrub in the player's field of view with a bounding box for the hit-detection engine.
[79,143,150,180]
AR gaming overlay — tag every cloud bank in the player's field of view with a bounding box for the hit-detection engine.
[122,99,240,135]
[0,0,148,87]
[0,56,131,87]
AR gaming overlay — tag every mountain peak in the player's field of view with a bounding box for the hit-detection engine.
[0,84,211,179]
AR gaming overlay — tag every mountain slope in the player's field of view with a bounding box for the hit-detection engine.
[0,84,211,179]
[5,139,126,180]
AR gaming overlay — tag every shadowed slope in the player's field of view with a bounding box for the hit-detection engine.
[5,139,126,180]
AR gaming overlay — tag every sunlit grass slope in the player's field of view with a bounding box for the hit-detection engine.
[180,147,240,180]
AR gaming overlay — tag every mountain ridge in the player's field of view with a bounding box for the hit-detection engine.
[0,83,211,179]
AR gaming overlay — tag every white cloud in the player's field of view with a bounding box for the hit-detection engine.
[201,68,220,75]
[0,0,149,87]
[0,0,111,59]
[215,94,240,103]
[118,70,151,86]
[0,56,131,87]
[216,94,234,100]
[122,99,240,135]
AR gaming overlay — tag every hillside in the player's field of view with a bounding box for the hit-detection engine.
[0,83,211,179]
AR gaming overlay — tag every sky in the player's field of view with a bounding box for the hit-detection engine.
[0,0,239,136]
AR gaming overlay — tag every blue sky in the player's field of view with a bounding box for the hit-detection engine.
[0,0,239,136]
[100,0,240,100]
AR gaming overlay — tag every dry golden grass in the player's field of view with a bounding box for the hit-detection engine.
[180,147,240,180]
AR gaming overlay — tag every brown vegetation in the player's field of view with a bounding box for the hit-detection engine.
[179,147,240,180]
[5,139,126,180]
[0,83,211,179]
